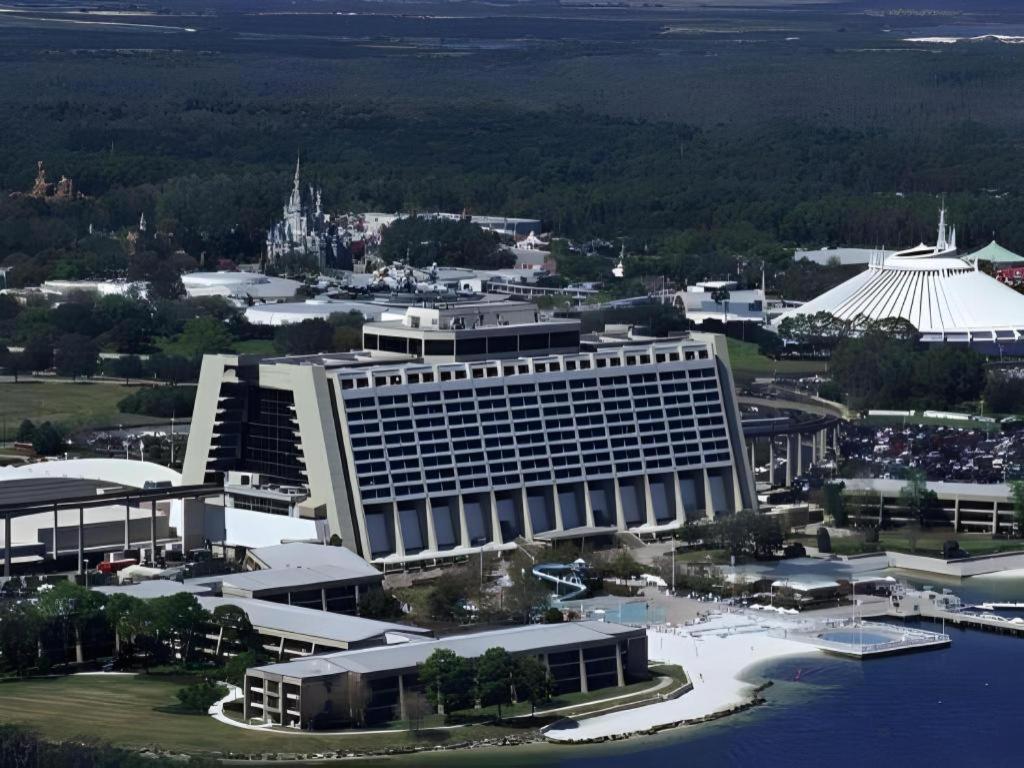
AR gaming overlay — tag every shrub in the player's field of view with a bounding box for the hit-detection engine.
[176,680,227,713]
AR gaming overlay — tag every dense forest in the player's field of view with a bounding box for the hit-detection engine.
[3,1,1024,292]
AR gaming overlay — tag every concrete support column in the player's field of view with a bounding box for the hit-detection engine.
[78,506,85,576]
[954,497,961,532]
[768,439,776,486]
[785,436,795,485]
[150,500,157,565]
[3,514,10,578]
[643,475,657,528]
[702,469,715,520]
[520,487,535,541]
[552,487,566,532]
[457,496,471,549]
[583,483,596,529]
[425,499,440,552]
[993,501,999,534]
[578,649,589,693]
[321,588,328,612]
[673,472,687,525]
[392,502,406,559]
[834,425,842,460]
[615,642,625,687]
[489,491,503,545]
[613,476,627,531]
[398,673,407,721]
[52,504,58,560]
[749,440,756,476]
[796,435,804,475]
[124,501,131,550]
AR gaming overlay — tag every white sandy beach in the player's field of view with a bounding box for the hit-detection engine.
[544,613,821,743]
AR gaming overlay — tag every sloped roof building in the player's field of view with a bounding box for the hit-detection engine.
[775,209,1024,353]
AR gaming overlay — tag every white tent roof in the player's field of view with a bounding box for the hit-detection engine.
[774,251,1024,338]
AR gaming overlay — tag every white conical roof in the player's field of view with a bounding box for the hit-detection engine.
[775,244,1024,341]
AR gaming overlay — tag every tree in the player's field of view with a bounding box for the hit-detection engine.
[503,552,551,624]
[104,592,148,657]
[817,526,832,554]
[36,581,106,666]
[822,481,847,527]
[542,607,564,624]
[151,593,210,664]
[107,354,144,384]
[710,286,730,323]
[357,589,404,620]
[54,333,99,380]
[418,648,477,715]
[476,647,516,719]
[513,655,552,715]
[30,422,65,456]
[211,604,259,657]
[273,318,336,355]
[899,470,940,527]
[21,334,53,372]
[224,650,261,687]
[0,601,40,676]
[426,568,474,623]
[175,317,234,358]
[15,419,36,443]
[404,690,433,733]
[176,680,227,713]
[1011,480,1024,537]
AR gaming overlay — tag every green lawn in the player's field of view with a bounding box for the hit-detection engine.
[0,675,517,756]
[0,669,681,758]
[0,381,148,432]
[725,338,827,383]
[796,528,1024,558]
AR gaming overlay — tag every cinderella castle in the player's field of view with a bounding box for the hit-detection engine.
[266,157,352,270]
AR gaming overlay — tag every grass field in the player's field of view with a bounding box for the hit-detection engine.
[795,528,1024,558]
[725,338,827,384]
[0,381,147,432]
[0,669,681,758]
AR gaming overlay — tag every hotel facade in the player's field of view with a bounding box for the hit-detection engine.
[183,302,755,566]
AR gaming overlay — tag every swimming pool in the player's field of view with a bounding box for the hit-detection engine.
[820,630,894,645]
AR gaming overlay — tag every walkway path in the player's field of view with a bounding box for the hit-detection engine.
[544,614,819,743]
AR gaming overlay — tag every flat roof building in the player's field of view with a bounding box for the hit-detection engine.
[244,620,647,729]
[222,542,384,614]
[183,304,755,567]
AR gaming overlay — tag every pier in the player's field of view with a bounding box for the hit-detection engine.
[887,586,1024,638]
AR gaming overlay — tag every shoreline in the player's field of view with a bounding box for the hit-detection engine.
[543,615,822,744]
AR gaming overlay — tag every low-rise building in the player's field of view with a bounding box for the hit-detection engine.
[244,620,648,729]
[224,542,385,614]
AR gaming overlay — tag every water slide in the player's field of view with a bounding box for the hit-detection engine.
[532,558,589,602]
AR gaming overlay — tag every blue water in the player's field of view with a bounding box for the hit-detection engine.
[398,618,1024,768]
[381,574,1024,768]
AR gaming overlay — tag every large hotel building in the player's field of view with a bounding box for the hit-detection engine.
[183,299,755,566]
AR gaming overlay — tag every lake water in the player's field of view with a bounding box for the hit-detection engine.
[380,574,1024,768]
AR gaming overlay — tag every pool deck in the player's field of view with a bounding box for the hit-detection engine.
[777,620,951,658]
